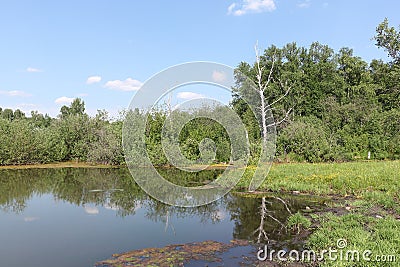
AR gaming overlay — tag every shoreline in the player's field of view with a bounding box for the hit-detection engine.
[0,161,118,169]
[0,159,395,170]
[0,161,232,170]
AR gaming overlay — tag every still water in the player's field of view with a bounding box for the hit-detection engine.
[0,168,327,267]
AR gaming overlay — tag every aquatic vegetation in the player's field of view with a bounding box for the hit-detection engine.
[96,240,250,267]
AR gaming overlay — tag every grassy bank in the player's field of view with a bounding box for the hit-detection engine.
[3,160,399,205]
[235,161,400,266]
[237,161,399,208]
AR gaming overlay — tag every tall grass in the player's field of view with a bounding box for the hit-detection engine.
[237,161,400,200]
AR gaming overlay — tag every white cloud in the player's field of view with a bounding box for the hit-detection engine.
[86,75,102,84]
[104,78,143,91]
[228,3,236,14]
[177,91,205,100]
[24,216,39,222]
[297,0,311,8]
[212,70,226,83]
[55,96,74,104]
[26,67,43,73]
[0,90,32,97]
[19,103,38,109]
[228,0,276,16]
[84,206,99,215]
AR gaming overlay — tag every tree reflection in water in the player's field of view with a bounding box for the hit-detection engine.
[0,167,327,245]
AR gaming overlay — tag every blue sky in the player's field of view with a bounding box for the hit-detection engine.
[0,0,399,118]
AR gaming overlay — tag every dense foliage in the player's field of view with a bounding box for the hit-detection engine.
[0,99,124,165]
[232,19,400,162]
[0,19,399,165]
[233,41,400,162]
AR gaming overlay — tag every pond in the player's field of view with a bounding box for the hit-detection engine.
[0,168,328,267]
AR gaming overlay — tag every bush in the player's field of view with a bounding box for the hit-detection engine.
[278,119,330,163]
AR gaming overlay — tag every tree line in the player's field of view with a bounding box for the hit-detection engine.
[0,99,123,165]
[0,19,399,165]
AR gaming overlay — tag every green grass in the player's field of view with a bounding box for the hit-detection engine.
[287,212,312,234]
[235,161,400,266]
[268,161,399,196]
[236,160,400,201]
[306,213,400,267]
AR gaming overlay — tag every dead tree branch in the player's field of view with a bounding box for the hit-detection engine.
[253,196,293,244]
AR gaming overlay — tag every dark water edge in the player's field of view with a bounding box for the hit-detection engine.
[0,168,329,267]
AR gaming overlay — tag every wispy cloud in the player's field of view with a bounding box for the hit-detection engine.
[177,91,205,100]
[24,216,39,222]
[55,96,74,104]
[86,75,102,84]
[297,0,311,8]
[26,67,43,73]
[0,90,32,97]
[228,0,276,16]
[104,78,143,91]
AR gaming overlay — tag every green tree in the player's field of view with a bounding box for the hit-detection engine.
[374,18,400,63]
[70,98,85,116]
[60,98,86,118]
[2,108,14,121]
[87,110,123,165]
[13,109,25,120]
[55,115,92,161]
[30,111,51,128]
[370,59,400,110]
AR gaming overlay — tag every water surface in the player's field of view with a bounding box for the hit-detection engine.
[0,168,327,267]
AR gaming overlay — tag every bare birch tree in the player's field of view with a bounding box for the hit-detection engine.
[248,43,294,241]
[253,41,292,143]
[232,42,293,192]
